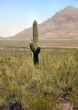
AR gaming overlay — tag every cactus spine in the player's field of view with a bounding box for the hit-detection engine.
[30,20,40,65]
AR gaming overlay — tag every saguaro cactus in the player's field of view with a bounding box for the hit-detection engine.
[30,20,40,65]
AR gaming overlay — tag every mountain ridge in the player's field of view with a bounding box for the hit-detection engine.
[6,6,78,40]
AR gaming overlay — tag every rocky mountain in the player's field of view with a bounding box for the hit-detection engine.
[8,6,78,40]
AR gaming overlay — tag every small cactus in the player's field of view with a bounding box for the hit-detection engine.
[30,20,40,65]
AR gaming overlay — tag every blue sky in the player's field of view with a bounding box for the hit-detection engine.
[0,0,78,37]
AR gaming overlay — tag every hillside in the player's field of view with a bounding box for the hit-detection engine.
[8,6,78,40]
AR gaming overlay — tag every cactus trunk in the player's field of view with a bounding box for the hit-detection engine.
[30,20,40,65]
[33,20,38,48]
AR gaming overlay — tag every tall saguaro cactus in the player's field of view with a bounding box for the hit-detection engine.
[30,20,40,65]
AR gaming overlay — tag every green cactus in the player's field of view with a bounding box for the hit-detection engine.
[30,20,40,65]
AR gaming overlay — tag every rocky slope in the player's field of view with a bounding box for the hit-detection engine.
[8,6,78,40]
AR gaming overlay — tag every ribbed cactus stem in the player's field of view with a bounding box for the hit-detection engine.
[30,20,40,65]
[33,20,39,48]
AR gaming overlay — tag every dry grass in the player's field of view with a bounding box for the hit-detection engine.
[0,48,78,109]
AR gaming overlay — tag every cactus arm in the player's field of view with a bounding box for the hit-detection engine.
[30,42,35,53]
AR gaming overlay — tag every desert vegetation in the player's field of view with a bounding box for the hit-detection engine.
[0,48,78,110]
[0,20,78,110]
